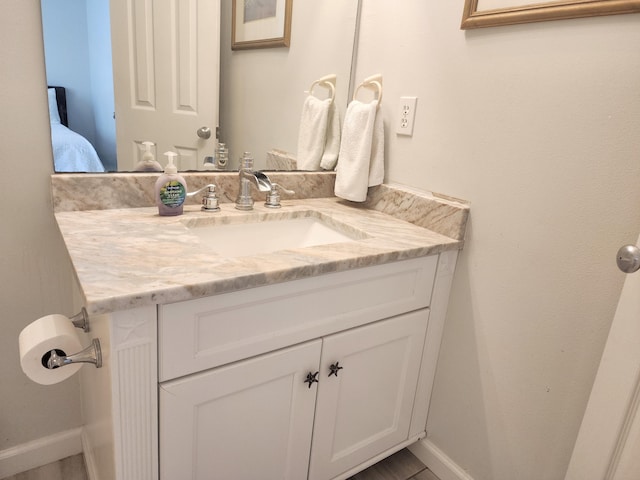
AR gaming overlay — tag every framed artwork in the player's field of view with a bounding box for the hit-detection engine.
[461,0,640,29]
[232,0,293,50]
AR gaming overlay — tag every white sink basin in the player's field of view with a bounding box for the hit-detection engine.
[184,215,364,258]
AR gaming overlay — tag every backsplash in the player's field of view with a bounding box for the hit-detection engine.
[50,171,336,212]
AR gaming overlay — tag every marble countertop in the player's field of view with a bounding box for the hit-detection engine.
[54,193,467,315]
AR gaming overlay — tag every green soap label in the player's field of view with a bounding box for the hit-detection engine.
[159,180,186,208]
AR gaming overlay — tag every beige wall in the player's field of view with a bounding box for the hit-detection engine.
[0,0,80,452]
[355,2,640,479]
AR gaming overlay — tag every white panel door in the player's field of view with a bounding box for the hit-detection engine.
[565,238,640,480]
[111,0,219,171]
[309,310,429,480]
[159,340,321,480]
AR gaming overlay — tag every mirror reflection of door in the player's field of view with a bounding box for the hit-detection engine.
[111,0,220,171]
[41,0,220,173]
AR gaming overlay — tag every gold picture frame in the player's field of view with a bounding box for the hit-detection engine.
[232,0,293,50]
[461,0,640,29]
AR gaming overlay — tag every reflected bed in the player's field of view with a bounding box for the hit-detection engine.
[48,86,105,173]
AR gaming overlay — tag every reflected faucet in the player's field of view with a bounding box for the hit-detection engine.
[235,152,273,210]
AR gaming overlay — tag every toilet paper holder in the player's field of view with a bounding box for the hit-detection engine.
[44,308,102,370]
[45,338,102,370]
[70,307,90,332]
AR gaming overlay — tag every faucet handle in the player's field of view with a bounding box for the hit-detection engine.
[200,185,221,212]
[265,183,295,209]
[187,184,221,212]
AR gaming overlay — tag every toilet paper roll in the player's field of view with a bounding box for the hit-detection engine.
[19,314,83,385]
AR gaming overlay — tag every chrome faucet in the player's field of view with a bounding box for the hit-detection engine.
[235,152,272,210]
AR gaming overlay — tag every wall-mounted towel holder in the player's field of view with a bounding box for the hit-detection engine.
[309,74,336,103]
[354,74,383,107]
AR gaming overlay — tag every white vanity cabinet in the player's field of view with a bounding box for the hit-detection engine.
[160,310,428,480]
[55,180,469,480]
[81,251,459,480]
[155,254,450,480]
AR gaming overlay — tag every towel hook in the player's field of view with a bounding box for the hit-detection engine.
[309,74,336,103]
[353,73,383,107]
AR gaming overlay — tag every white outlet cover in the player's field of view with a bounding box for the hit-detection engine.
[396,96,418,136]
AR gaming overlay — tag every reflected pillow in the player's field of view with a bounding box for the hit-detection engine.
[48,88,61,124]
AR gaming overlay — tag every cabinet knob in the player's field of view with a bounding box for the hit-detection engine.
[304,371,319,388]
[328,362,343,377]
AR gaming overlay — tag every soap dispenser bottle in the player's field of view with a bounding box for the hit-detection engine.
[155,151,187,216]
[133,141,163,172]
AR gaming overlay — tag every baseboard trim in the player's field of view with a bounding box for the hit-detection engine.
[409,437,475,480]
[0,427,82,478]
[81,430,98,480]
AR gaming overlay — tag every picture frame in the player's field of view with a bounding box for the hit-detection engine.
[461,0,640,29]
[232,0,293,50]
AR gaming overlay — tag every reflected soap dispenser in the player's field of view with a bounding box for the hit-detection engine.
[155,151,187,216]
[133,141,163,172]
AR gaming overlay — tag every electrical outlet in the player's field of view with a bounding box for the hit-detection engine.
[396,96,417,136]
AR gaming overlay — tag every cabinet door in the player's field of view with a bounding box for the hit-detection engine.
[309,310,429,480]
[160,340,321,480]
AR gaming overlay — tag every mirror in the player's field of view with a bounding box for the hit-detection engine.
[41,0,361,173]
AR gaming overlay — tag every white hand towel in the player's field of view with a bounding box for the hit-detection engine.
[368,106,384,186]
[320,100,341,171]
[334,100,384,202]
[296,96,331,170]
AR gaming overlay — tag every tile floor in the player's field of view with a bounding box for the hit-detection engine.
[1,448,440,480]
[349,449,440,480]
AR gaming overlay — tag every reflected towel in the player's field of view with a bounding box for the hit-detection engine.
[334,100,384,202]
[320,101,341,171]
[296,96,332,170]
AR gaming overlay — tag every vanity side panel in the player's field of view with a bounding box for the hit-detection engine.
[409,250,459,438]
[79,310,115,480]
[110,306,158,480]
